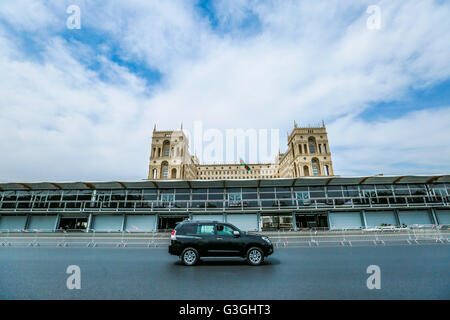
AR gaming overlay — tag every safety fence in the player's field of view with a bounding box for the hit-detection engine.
[0,225,449,248]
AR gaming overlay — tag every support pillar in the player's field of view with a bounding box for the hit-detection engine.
[361,210,367,229]
[394,209,401,226]
[86,213,93,232]
[430,208,439,225]
[121,214,127,232]
[292,212,298,231]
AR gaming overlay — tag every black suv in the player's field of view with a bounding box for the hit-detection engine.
[168,220,274,266]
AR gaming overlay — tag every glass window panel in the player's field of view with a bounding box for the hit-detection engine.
[375,185,393,196]
[62,190,78,200]
[16,191,32,201]
[143,193,157,200]
[260,187,275,193]
[176,194,190,200]
[143,189,157,194]
[242,187,257,193]
[192,194,207,200]
[3,191,17,201]
[159,189,174,194]
[260,193,275,199]
[111,190,126,200]
[276,192,292,199]
[175,188,190,194]
[197,224,215,235]
[207,201,222,208]
[208,188,224,194]
[161,194,174,202]
[47,191,62,201]
[126,190,142,201]
[293,186,308,191]
[77,190,92,201]
[226,188,241,193]
[228,193,242,201]
[261,200,278,207]
[296,192,310,200]
[192,189,207,194]
[242,193,258,200]
[393,185,410,195]
[208,193,223,200]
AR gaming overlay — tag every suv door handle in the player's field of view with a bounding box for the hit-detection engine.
[216,237,223,240]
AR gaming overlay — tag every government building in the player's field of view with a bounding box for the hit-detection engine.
[148,122,334,180]
[0,123,449,233]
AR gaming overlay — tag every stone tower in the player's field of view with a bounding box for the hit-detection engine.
[278,121,334,177]
[148,125,198,180]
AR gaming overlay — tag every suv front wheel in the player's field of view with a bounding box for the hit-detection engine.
[181,247,199,266]
[246,247,264,266]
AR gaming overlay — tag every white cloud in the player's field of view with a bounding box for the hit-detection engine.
[328,107,450,176]
[0,0,450,181]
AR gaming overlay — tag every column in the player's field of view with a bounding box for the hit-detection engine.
[430,208,439,225]
[86,213,93,232]
[121,214,127,232]
[361,210,367,229]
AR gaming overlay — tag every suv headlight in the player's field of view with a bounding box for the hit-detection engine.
[262,236,271,245]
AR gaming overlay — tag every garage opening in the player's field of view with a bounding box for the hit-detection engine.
[295,214,328,229]
[58,217,88,231]
[158,216,188,231]
[262,215,293,231]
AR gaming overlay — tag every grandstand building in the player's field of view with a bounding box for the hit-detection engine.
[0,176,449,232]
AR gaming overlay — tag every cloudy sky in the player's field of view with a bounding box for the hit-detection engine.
[0,0,449,181]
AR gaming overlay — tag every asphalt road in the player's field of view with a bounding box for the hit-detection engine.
[0,244,448,299]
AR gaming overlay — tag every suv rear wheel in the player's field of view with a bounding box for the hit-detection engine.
[181,247,199,266]
[246,247,264,266]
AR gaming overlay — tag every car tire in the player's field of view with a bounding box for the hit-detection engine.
[181,247,199,266]
[246,247,264,266]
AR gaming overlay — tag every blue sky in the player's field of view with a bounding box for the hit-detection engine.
[0,0,450,181]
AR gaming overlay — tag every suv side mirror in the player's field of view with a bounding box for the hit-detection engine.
[233,230,240,237]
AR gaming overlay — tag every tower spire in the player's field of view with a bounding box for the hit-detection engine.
[153,124,156,132]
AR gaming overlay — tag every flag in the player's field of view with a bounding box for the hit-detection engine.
[239,158,251,171]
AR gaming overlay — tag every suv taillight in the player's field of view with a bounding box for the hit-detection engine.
[171,230,176,240]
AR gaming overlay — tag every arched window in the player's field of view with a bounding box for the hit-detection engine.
[171,168,177,179]
[303,166,310,176]
[312,158,320,176]
[324,165,330,176]
[163,140,170,157]
[308,137,316,154]
[152,169,157,179]
[161,161,169,178]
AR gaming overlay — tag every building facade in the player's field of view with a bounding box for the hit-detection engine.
[148,122,334,180]
[0,175,449,232]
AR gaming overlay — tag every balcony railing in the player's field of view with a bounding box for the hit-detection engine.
[0,195,448,213]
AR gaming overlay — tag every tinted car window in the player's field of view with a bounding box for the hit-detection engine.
[197,224,215,235]
[217,225,235,236]
[178,223,198,235]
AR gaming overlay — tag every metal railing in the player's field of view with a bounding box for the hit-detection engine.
[0,225,449,248]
